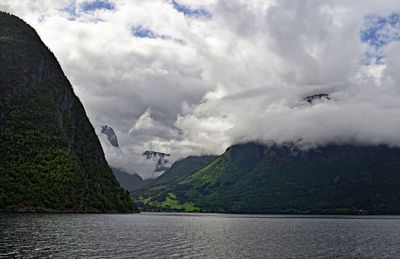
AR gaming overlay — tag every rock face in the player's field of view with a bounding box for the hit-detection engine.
[101,125,119,148]
[0,12,138,212]
[143,151,170,171]
[303,93,330,104]
[134,142,400,214]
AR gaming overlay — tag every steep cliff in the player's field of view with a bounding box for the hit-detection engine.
[0,12,138,212]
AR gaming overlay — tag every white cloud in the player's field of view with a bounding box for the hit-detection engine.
[2,0,400,178]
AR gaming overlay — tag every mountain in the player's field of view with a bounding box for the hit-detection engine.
[101,125,119,148]
[143,151,170,171]
[0,12,137,212]
[303,93,330,104]
[150,155,218,186]
[131,155,218,211]
[112,167,153,191]
[133,142,400,214]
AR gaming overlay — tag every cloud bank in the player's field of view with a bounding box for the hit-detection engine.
[2,0,400,178]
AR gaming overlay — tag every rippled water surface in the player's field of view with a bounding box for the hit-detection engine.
[1,212,400,258]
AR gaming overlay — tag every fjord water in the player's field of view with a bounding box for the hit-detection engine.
[1,213,400,258]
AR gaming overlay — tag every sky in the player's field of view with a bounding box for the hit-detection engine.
[2,0,400,178]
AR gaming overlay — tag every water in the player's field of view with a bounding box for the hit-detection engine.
[1,213,400,258]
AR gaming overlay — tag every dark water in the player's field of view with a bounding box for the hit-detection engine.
[1,213,400,258]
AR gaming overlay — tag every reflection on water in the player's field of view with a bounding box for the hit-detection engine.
[1,213,400,258]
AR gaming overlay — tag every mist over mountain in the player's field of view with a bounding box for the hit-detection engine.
[143,151,171,171]
[4,2,400,259]
[3,1,400,172]
[2,1,400,192]
[97,125,172,179]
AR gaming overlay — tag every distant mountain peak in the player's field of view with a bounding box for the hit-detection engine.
[143,150,170,159]
[111,167,153,191]
[303,93,330,104]
[101,125,119,148]
[143,151,170,171]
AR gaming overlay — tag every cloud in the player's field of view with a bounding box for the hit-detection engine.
[2,0,400,178]
[361,13,400,64]
[129,107,179,140]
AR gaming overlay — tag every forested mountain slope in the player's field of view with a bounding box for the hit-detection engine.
[134,142,400,214]
[0,12,137,212]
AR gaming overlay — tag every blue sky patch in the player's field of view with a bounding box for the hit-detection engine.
[131,25,185,44]
[171,0,211,18]
[62,0,77,18]
[360,13,400,65]
[132,26,163,39]
[61,0,114,18]
[81,0,115,12]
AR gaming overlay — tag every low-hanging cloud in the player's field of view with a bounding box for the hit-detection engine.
[2,0,400,178]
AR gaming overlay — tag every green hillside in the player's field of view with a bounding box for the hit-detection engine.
[132,155,217,212]
[0,12,137,212]
[133,143,400,214]
[150,155,218,186]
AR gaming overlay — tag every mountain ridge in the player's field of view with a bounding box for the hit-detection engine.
[112,167,153,191]
[133,142,400,214]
